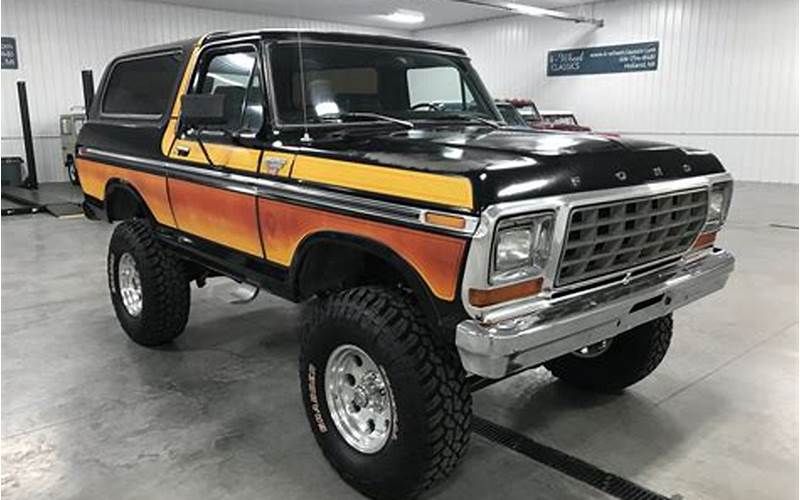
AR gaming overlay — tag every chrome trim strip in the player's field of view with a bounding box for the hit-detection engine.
[552,253,682,295]
[460,172,733,321]
[80,148,478,236]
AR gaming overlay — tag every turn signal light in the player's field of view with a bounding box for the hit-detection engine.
[469,278,543,307]
[692,231,717,250]
[424,212,467,230]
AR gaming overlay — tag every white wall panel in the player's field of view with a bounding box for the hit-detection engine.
[417,0,799,183]
[0,0,405,181]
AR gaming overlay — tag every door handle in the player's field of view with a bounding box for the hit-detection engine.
[175,145,190,157]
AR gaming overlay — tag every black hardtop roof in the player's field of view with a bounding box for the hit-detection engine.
[116,37,198,58]
[118,30,467,59]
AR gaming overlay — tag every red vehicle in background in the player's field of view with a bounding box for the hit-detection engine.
[505,99,621,138]
[538,110,592,132]
[506,98,591,132]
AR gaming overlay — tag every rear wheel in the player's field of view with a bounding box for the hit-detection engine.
[300,286,471,499]
[108,219,190,346]
[544,315,673,393]
[66,156,79,185]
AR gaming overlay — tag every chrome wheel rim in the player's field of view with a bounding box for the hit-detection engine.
[118,253,143,317]
[573,339,613,358]
[324,344,394,454]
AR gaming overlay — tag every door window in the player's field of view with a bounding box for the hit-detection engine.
[194,48,265,132]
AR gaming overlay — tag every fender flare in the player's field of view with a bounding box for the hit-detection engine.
[290,231,445,330]
[104,179,154,222]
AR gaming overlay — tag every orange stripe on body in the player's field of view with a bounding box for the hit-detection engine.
[258,199,466,301]
[169,178,263,257]
[75,158,176,227]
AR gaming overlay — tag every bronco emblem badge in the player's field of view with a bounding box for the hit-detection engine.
[263,156,287,175]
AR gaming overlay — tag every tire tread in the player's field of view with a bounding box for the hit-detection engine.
[545,315,673,393]
[109,219,189,346]
[301,286,471,498]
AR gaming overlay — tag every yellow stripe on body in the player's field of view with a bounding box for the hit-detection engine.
[291,155,474,210]
[170,140,261,173]
[160,42,203,157]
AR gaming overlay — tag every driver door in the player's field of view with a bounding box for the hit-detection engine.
[166,43,266,257]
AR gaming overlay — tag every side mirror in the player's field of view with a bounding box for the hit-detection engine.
[179,94,226,129]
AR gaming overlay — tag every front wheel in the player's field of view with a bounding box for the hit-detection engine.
[544,315,673,393]
[108,219,190,346]
[300,286,471,499]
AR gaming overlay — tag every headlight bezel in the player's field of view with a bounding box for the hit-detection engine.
[705,181,733,230]
[489,211,554,285]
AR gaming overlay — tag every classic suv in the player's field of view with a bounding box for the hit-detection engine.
[77,30,735,499]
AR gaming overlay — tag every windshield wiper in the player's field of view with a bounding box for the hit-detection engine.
[320,112,414,129]
[425,113,501,129]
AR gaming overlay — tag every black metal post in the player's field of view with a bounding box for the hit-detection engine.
[81,69,94,114]
[16,81,37,190]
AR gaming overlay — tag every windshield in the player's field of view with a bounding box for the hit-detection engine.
[269,42,499,126]
[544,114,578,126]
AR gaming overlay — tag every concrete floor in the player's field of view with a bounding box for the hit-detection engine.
[1,181,797,500]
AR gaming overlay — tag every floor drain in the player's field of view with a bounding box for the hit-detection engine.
[473,416,674,500]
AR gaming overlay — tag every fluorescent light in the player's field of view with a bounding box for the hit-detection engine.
[449,1,603,26]
[382,9,425,24]
[505,2,558,17]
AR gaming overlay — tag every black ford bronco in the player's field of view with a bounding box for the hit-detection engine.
[76,30,735,499]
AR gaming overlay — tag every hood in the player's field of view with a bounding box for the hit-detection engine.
[304,126,727,211]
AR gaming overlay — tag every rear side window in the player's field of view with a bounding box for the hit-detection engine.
[102,52,182,117]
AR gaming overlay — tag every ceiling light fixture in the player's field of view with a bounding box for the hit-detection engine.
[504,2,552,17]
[382,9,425,24]
[450,0,604,27]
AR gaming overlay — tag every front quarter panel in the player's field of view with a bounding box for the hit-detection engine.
[258,198,468,301]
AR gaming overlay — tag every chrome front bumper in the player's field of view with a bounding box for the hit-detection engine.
[455,249,735,378]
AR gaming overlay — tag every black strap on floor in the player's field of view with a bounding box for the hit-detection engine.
[472,416,675,500]
[769,223,799,230]
[467,374,508,392]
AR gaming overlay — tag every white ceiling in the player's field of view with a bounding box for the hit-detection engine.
[131,0,590,31]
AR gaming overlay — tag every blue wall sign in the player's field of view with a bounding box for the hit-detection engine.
[548,41,659,77]
[2,37,18,69]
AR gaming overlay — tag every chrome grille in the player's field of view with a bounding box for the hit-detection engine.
[556,189,708,286]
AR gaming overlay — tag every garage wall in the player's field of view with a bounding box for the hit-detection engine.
[0,0,406,182]
[417,0,799,184]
